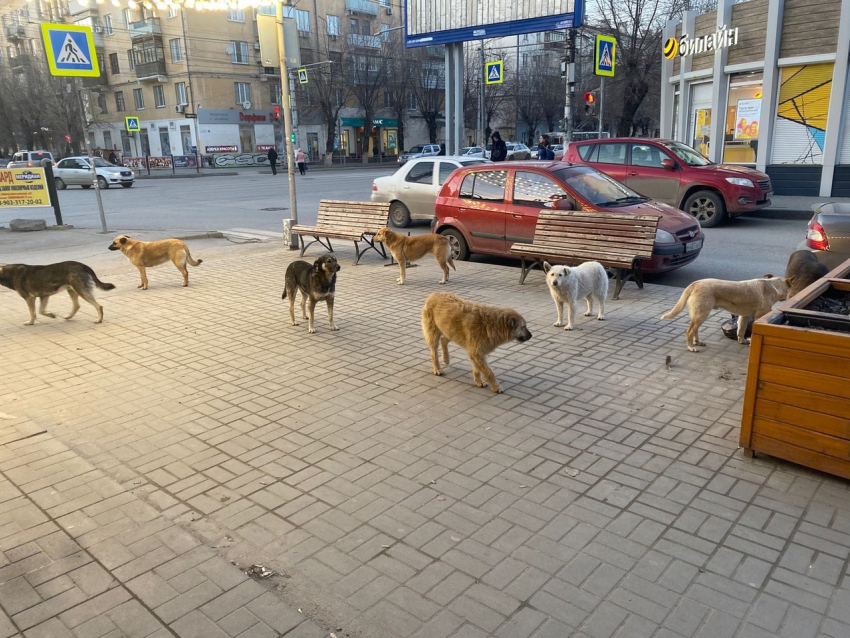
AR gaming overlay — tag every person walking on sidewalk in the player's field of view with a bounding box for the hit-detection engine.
[268,146,278,175]
[490,132,507,162]
[295,148,307,175]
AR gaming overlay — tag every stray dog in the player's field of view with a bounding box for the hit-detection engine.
[785,250,828,298]
[108,235,202,289]
[282,254,340,333]
[0,262,115,325]
[661,276,793,351]
[544,261,608,330]
[421,292,531,393]
[374,227,455,285]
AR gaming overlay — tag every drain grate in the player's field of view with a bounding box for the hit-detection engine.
[261,207,288,211]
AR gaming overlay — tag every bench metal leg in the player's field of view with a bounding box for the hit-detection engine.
[299,235,334,258]
[612,268,625,300]
[353,234,389,265]
[634,260,645,289]
[518,257,538,284]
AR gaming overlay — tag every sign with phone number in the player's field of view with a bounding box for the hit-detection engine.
[0,168,51,207]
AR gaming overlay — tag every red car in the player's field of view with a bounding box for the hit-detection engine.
[564,138,772,227]
[432,162,704,274]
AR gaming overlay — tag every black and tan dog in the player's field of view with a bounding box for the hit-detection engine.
[0,262,115,325]
[108,235,202,289]
[282,254,340,333]
[421,292,531,393]
[374,227,455,285]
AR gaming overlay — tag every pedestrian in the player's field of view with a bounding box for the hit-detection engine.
[267,146,278,175]
[108,150,118,165]
[295,148,307,175]
[490,131,507,162]
[438,143,446,156]
[537,134,554,161]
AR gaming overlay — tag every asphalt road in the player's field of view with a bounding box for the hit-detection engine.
[1,167,808,288]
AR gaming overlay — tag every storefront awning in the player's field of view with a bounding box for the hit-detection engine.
[340,118,399,127]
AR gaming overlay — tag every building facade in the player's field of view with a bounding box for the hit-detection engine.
[660,0,850,196]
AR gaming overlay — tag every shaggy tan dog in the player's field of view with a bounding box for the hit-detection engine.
[374,227,455,285]
[661,276,794,351]
[421,292,532,393]
[108,235,202,289]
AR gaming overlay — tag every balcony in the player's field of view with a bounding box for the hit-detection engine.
[9,54,31,74]
[348,33,381,49]
[4,25,26,40]
[82,68,109,88]
[135,59,167,80]
[345,0,378,16]
[129,17,162,39]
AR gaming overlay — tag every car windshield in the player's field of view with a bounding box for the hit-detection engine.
[661,141,712,166]
[408,146,424,153]
[553,166,649,207]
[92,158,114,167]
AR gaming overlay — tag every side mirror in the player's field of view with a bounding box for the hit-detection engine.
[661,158,676,170]
[551,198,575,211]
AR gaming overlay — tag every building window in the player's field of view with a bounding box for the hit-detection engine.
[127,50,135,70]
[109,52,119,75]
[175,82,187,105]
[333,89,343,107]
[408,92,417,109]
[97,93,108,115]
[104,15,113,35]
[170,38,182,63]
[283,7,310,34]
[115,91,125,112]
[723,72,764,165]
[227,9,244,22]
[327,15,339,37]
[379,0,390,5]
[256,6,275,16]
[235,82,252,105]
[154,85,166,108]
[133,88,144,109]
[122,8,131,29]
[380,24,390,42]
[270,83,280,105]
[167,6,177,18]
[230,41,249,64]
[384,91,393,107]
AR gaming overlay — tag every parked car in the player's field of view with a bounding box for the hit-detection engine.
[461,146,486,158]
[432,162,703,274]
[532,143,565,160]
[371,156,489,227]
[397,144,441,166]
[566,138,772,227]
[0,158,9,168]
[505,143,532,160]
[800,202,850,271]
[7,150,54,168]
[52,156,135,189]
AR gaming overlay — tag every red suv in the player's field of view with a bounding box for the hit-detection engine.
[565,139,772,227]
[432,162,704,274]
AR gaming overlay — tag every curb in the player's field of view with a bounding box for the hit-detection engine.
[135,172,238,179]
[741,209,812,221]
[174,231,225,240]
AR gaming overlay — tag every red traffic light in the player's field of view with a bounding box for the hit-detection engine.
[584,92,596,104]
[64,134,72,143]
[273,106,281,119]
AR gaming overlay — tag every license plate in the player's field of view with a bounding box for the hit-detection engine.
[765,192,772,201]
[686,238,703,253]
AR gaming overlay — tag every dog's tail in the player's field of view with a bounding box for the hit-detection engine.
[187,251,202,267]
[281,288,287,300]
[84,265,116,291]
[661,285,693,320]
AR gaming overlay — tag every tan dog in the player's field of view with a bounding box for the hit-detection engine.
[374,227,455,285]
[421,292,532,393]
[108,235,202,289]
[661,276,794,352]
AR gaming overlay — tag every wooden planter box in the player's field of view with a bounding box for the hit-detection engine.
[740,258,850,479]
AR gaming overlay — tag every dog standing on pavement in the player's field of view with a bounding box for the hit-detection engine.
[544,261,608,330]
[421,292,531,393]
[374,227,455,285]
[108,235,202,290]
[282,254,340,334]
[0,262,115,325]
[661,276,793,352]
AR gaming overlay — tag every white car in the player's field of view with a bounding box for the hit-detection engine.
[7,150,54,168]
[53,157,135,189]
[371,156,489,227]
[460,146,486,158]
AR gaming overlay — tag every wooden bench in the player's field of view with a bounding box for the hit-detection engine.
[292,200,390,264]
[510,210,661,299]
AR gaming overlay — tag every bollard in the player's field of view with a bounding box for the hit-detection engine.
[42,161,63,226]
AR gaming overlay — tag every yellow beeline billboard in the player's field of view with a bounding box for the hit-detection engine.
[0,168,51,208]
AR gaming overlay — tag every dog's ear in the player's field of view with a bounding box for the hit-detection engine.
[786,275,796,285]
[120,237,127,245]
[543,261,552,273]
[764,273,774,279]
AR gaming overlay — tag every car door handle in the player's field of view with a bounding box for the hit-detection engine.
[512,214,523,219]
[629,171,638,176]
[458,207,467,212]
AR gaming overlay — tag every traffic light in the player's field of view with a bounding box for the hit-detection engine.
[273,106,281,120]
[584,91,596,116]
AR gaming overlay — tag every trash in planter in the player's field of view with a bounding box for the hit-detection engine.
[246,564,275,579]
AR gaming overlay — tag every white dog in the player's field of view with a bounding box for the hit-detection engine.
[544,261,608,330]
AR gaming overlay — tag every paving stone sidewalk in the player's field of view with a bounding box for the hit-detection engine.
[1,241,849,638]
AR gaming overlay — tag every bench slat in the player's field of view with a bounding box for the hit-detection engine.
[531,230,656,245]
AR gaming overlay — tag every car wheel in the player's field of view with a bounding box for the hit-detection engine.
[389,201,411,228]
[97,176,109,190]
[54,178,66,190]
[684,190,725,228]
[81,184,91,189]
[441,228,470,261]
[121,182,133,188]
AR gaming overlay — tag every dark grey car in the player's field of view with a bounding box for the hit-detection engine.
[800,202,850,270]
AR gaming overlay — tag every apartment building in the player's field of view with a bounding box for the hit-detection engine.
[1,0,445,162]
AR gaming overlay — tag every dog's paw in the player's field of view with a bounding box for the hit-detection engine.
[396,279,404,285]
[740,338,751,346]
[433,369,443,376]
[43,312,57,319]
[553,321,563,327]
[564,325,574,331]
[182,283,188,287]
[290,321,299,326]
[439,280,446,285]
[23,321,34,326]
[491,385,504,394]
[688,346,700,352]
[597,316,605,321]
[64,314,74,320]
[308,328,316,334]
[329,324,339,331]
[94,318,103,324]
[695,340,706,347]
[584,311,593,317]
[137,284,144,289]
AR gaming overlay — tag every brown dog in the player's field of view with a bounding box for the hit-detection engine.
[374,227,455,285]
[108,235,202,289]
[661,276,793,351]
[785,250,828,298]
[421,292,532,393]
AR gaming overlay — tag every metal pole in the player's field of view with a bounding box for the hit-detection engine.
[453,43,463,155]
[78,85,108,234]
[564,29,575,144]
[445,46,454,153]
[598,77,605,138]
[479,43,486,147]
[276,1,299,249]
[181,9,201,173]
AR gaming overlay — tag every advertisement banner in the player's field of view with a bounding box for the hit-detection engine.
[256,144,277,152]
[123,157,147,169]
[735,99,761,140]
[172,155,198,168]
[0,168,51,208]
[210,153,271,168]
[147,156,173,169]
[206,145,238,153]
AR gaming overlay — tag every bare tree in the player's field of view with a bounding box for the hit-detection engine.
[301,37,350,165]
[346,28,390,163]
[410,47,446,144]
[384,33,415,154]
[514,71,543,146]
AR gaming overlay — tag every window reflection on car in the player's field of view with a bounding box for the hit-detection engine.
[661,141,712,166]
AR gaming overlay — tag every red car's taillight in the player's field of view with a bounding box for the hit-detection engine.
[806,219,829,251]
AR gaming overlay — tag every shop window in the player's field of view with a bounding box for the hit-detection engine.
[722,72,763,164]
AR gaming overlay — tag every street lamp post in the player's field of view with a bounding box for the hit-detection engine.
[276,0,299,250]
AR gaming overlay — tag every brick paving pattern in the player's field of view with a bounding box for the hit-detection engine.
[1,241,848,638]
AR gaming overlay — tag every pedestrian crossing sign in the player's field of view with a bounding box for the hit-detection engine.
[41,23,100,77]
[125,117,141,132]
[298,68,308,84]
[485,60,503,85]
[594,35,616,77]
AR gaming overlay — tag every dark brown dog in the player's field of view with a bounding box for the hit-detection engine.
[785,250,829,298]
[282,254,340,333]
